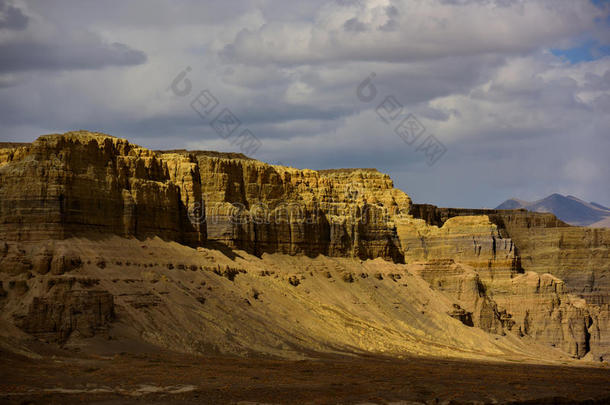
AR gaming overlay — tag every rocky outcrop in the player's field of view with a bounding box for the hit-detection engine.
[400,213,609,359]
[397,215,518,271]
[447,303,474,326]
[0,237,579,362]
[16,289,114,343]
[409,204,569,229]
[0,241,83,276]
[413,259,509,335]
[413,258,602,358]
[410,204,610,304]
[588,304,610,361]
[1,131,609,361]
[500,223,610,305]
[170,151,410,261]
[0,132,406,262]
[396,214,520,334]
[161,152,206,245]
[500,272,592,358]
[0,132,203,244]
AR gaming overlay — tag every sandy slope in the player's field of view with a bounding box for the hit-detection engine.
[0,235,579,364]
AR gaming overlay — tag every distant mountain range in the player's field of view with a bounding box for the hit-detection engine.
[496,193,610,227]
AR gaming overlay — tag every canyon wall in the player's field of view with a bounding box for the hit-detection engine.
[161,150,409,262]
[406,206,610,360]
[410,204,610,304]
[1,131,609,361]
[0,132,204,245]
[0,132,406,262]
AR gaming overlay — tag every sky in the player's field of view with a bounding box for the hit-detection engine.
[0,0,609,208]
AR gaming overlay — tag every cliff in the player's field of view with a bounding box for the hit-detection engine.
[0,132,406,262]
[163,150,410,262]
[407,204,610,360]
[410,204,610,304]
[1,131,609,362]
[0,132,204,245]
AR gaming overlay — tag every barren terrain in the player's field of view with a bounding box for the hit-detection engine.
[1,133,609,404]
[2,347,610,404]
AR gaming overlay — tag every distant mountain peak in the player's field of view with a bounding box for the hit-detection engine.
[496,193,610,228]
[591,201,610,212]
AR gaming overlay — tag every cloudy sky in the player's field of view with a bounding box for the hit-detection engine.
[1,0,609,208]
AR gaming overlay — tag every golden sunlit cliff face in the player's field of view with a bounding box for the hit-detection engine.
[0,131,609,363]
[0,132,204,245]
[169,150,411,262]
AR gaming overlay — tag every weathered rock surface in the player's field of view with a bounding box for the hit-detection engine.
[0,132,203,244]
[402,213,609,360]
[161,152,206,245]
[0,237,577,362]
[164,150,410,261]
[1,131,609,362]
[413,258,602,358]
[16,289,114,343]
[447,303,474,326]
[501,272,592,358]
[410,204,610,302]
[397,215,519,271]
[0,132,406,261]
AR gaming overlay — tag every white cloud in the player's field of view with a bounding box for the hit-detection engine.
[222,0,607,65]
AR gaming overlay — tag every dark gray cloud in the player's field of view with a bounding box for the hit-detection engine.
[0,40,146,72]
[344,17,367,32]
[0,0,27,30]
[584,70,610,90]
[0,1,145,73]
[23,0,258,27]
[439,0,518,5]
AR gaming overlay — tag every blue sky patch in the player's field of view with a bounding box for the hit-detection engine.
[552,39,610,63]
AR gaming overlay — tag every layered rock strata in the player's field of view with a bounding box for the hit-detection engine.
[400,212,609,360]
[163,150,410,262]
[410,204,610,304]
[0,236,578,362]
[0,132,406,262]
[16,289,114,343]
[397,215,520,336]
[0,132,203,244]
[1,131,609,361]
